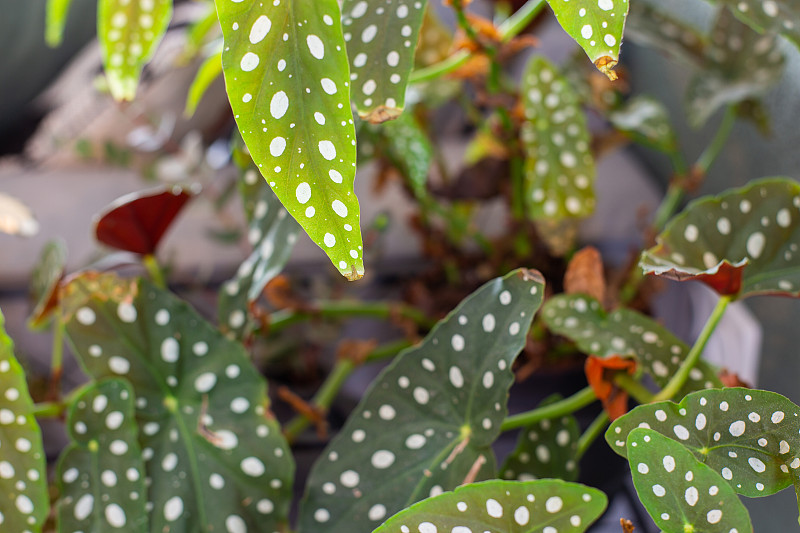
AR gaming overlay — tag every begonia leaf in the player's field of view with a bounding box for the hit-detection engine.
[28,239,67,330]
[185,50,223,118]
[715,0,800,49]
[45,0,74,47]
[608,96,679,154]
[624,2,706,67]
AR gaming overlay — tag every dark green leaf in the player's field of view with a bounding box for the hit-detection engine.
[28,239,67,330]
[372,479,607,533]
[61,272,294,532]
[57,379,147,532]
[521,56,596,221]
[98,0,173,101]
[624,2,706,67]
[376,112,433,198]
[608,96,679,154]
[185,50,223,117]
[45,0,74,47]
[541,294,721,397]
[215,0,365,280]
[641,177,800,299]
[716,0,800,49]
[0,310,48,532]
[627,427,753,532]
[299,269,546,533]
[501,395,580,482]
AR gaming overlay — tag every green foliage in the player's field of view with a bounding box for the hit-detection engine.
[372,479,608,533]
[714,0,800,49]
[45,0,74,47]
[299,269,545,533]
[28,239,66,330]
[607,96,679,155]
[185,50,223,117]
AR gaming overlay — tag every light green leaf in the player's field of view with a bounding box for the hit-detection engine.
[299,269,546,533]
[61,272,294,532]
[607,388,800,502]
[98,0,173,101]
[45,0,74,47]
[521,56,596,222]
[716,0,800,49]
[57,379,147,532]
[546,0,630,80]
[185,49,223,117]
[215,0,365,280]
[342,0,427,123]
[608,96,679,154]
[541,294,721,397]
[501,395,580,482]
[641,177,800,299]
[0,310,48,533]
[627,427,753,533]
[372,479,607,533]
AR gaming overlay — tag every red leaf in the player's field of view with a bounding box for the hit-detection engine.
[585,355,636,421]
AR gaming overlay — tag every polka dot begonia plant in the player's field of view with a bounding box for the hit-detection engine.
[27,239,67,331]
[713,0,800,50]
[299,268,545,533]
[370,479,608,533]
[60,272,295,532]
[607,96,679,156]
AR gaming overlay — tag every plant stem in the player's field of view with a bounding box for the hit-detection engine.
[143,254,166,288]
[268,301,436,334]
[497,0,547,42]
[695,106,737,176]
[613,372,655,404]
[576,411,609,460]
[33,401,66,419]
[652,181,685,232]
[501,386,596,431]
[365,339,414,363]
[654,295,732,401]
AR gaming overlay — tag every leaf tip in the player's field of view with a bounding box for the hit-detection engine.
[360,106,403,125]
[342,263,365,282]
[594,56,619,81]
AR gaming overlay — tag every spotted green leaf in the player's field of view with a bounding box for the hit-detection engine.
[501,395,580,482]
[641,177,800,299]
[607,388,800,504]
[99,0,173,101]
[521,56,595,221]
[342,0,427,123]
[0,309,48,533]
[299,268,545,533]
[61,272,294,532]
[715,0,800,49]
[372,112,433,198]
[546,0,630,80]
[219,165,300,339]
[541,294,721,398]
[608,96,679,155]
[28,239,67,330]
[626,427,753,533]
[215,0,365,281]
[185,49,223,117]
[45,0,74,46]
[57,379,147,532]
[686,7,785,128]
[624,2,706,67]
[372,480,607,533]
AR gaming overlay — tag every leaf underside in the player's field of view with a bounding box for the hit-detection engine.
[372,479,608,533]
[641,177,800,299]
[61,272,294,532]
[342,0,428,123]
[627,427,753,532]
[215,0,365,280]
[521,56,596,222]
[299,269,545,533]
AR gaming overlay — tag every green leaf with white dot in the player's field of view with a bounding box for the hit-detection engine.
[371,479,608,533]
[541,294,721,398]
[218,163,300,340]
[61,272,294,532]
[370,111,433,199]
[501,395,580,482]
[215,0,365,281]
[624,2,707,68]
[607,387,800,505]
[608,96,679,155]
[342,0,427,123]
[99,0,173,101]
[546,0,629,80]
[299,268,545,533]
[714,0,800,50]
[641,177,800,299]
[57,378,147,532]
[685,7,785,128]
[626,427,753,533]
[521,56,596,221]
[0,310,48,533]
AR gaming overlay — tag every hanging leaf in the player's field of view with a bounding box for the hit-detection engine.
[341,0,427,123]
[61,272,294,532]
[45,0,74,47]
[0,310,48,533]
[641,178,800,299]
[376,112,433,199]
[501,395,581,482]
[98,0,173,101]
[185,50,223,117]
[624,2,706,67]
[372,479,607,533]
[0,192,39,237]
[626,427,753,533]
[606,387,800,504]
[541,294,722,397]
[299,269,545,533]
[686,7,785,128]
[93,185,195,255]
[546,0,630,80]
[218,166,300,339]
[521,56,596,222]
[585,355,636,420]
[608,96,679,155]
[215,0,365,281]
[715,0,800,49]
[28,239,67,330]
[57,379,147,532]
